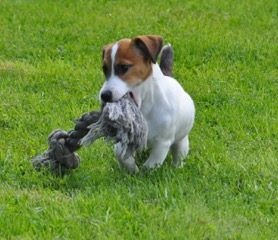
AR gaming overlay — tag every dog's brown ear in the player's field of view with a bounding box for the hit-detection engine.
[133,35,163,63]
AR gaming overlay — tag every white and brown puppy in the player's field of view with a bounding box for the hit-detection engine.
[100,35,195,173]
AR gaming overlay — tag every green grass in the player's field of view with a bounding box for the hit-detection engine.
[0,0,277,239]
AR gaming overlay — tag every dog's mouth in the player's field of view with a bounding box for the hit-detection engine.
[102,92,138,108]
[128,92,138,106]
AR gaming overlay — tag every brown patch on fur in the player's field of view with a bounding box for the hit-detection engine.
[102,44,113,78]
[114,39,152,86]
[133,35,163,63]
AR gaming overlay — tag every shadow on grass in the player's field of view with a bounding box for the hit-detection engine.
[11,149,202,198]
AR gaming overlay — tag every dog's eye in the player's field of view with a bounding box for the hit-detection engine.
[115,64,132,75]
[102,64,108,76]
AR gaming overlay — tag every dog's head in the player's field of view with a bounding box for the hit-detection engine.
[100,35,163,104]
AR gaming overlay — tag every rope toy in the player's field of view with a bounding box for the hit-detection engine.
[80,94,148,160]
[32,94,147,175]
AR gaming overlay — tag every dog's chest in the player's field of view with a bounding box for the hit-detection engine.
[143,108,173,145]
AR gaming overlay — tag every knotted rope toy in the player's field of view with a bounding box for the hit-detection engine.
[32,94,148,175]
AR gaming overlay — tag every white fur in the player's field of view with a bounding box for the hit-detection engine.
[111,43,118,75]
[100,48,195,172]
[134,64,195,169]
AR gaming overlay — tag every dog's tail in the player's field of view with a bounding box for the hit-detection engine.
[159,44,174,77]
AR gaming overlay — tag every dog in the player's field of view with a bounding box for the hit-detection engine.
[100,35,195,173]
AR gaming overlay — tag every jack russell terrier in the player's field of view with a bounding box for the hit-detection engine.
[100,35,195,173]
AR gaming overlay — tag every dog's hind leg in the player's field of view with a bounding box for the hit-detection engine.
[171,135,189,168]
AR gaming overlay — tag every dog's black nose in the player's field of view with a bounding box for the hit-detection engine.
[101,90,113,102]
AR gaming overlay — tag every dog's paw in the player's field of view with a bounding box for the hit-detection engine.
[118,157,139,175]
[142,160,162,170]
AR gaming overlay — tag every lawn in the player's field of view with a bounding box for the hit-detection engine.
[0,0,277,239]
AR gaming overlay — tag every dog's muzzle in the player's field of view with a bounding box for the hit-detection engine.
[100,90,113,103]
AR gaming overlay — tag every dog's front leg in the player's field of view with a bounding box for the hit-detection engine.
[115,144,139,174]
[118,156,139,174]
[143,140,171,169]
